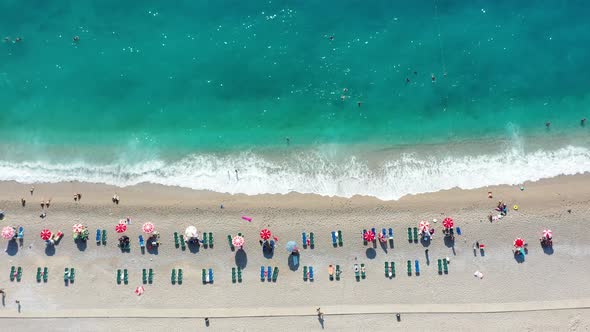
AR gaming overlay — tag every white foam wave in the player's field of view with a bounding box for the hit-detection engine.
[0,145,589,200]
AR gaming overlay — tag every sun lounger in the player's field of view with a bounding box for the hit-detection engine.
[415,260,420,275]
[209,268,214,283]
[384,262,389,277]
[456,227,462,235]
[171,269,176,284]
[388,228,394,239]
[302,232,307,248]
[202,232,208,246]
[237,267,242,283]
[37,267,42,282]
[336,265,341,281]
[228,235,234,250]
[69,268,74,282]
[443,259,448,274]
[303,266,308,281]
[10,266,15,281]
[413,228,418,242]
[363,229,367,245]
[96,229,101,243]
[17,226,24,239]
[232,267,236,283]
[338,230,343,246]
[267,266,272,282]
[272,267,278,282]
[102,229,107,245]
[178,268,183,284]
[309,232,314,247]
[391,262,395,277]
[139,235,145,248]
[260,266,265,281]
[174,232,179,248]
[17,267,22,282]
[43,267,48,282]
[354,264,360,279]
[180,235,186,250]
[123,269,128,284]
[382,228,387,238]
[361,264,366,279]
[407,227,412,242]
[328,265,334,281]
[148,268,153,284]
[116,269,121,284]
[208,232,213,247]
[331,231,337,246]
[407,260,412,275]
[142,269,147,284]
[309,266,314,281]
[203,269,207,283]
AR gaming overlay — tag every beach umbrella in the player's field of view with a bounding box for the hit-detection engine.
[232,235,245,248]
[40,229,52,241]
[363,230,375,242]
[135,286,144,296]
[542,229,552,239]
[286,241,298,253]
[72,223,85,234]
[419,221,430,232]
[142,222,155,234]
[115,223,127,233]
[1,226,15,240]
[260,228,271,241]
[185,226,198,238]
[513,238,525,248]
[442,218,454,229]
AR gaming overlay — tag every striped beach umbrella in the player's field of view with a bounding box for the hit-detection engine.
[442,217,454,229]
[286,241,298,253]
[232,235,245,248]
[135,286,144,296]
[1,226,15,240]
[72,223,85,234]
[260,228,271,241]
[40,229,52,241]
[513,238,525,248]
[363,230,375,242]
[419,220,430,232]
[185,226,198,238]
[542,229,552,239]
[142,222,155,234]
[115,223,127,233]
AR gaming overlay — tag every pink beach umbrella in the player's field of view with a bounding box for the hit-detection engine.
[1,226,15,240]
[135,286,145,296]
[40,229,52,241]
[513,238,525,248]
[142,222,155,234]
[232,235,245,248]
[115,223,127,233]
[363,230,375,242]
[260,228,271,241]
[442,217,454,229]
[72,223,85,234]
[419,221,430,232]
[542,229,552,239]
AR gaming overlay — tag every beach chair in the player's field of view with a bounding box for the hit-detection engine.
[209,268,214,283]
[116,269,121,284]
[361,264,366,279]
[139,235,145,248]
[123,269,128,285]
[437,259,443,274]
[413,228,418,242]
[267,266,272,282]
[303,266,308,281]
[382,228,387,239]
[331,231,337,247]
[174,232,179,248]
[69,268,75,282]
[388,228,394,239]
[272,267,278,282]
[44,267,48,282]
[391,262,395,277]
[102,229,107,245]
[415,260,420,275]
[17,267,22,282]
[336,265,341,281]
[443,259,448,274]
[171,268,176,284]
[228,235,234,250]
[384,262,389,277]
[328,265,334,281]
[260,266,265,281]
[202,232,208,247]
[232,267,236,283]
[180,235,186,250]
[407,227,412,242]
[178,268,183,284]
[302,232,307,248]
[10,266,15,281]
[203,269,207,284]
[17,226,24,239]
[309,232,314,248]
[338,230,343,246]
[354,264,360,280]
[96,229,101,243]
[237,267,242,283]
[36,267,42,282]
[309,266,314,281]
[363,229,367,245]
[148,268,153,284]
[208,232,213,248]
[407,260,412,275]
[142,269,147,284]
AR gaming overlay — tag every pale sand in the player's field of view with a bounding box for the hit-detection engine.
[1,174,590,331]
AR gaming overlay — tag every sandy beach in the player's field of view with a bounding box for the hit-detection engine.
[1,175,590,331]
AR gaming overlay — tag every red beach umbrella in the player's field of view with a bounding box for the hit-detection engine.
[1,226,15,240]
[442,218,454,229]
[135,286,145,296]
[40,229,52,241]
[115,223,127,233]
[363,230,375,242]
[542,229,552,239]
[419,220,430,232]
[260,228,271,241]
[72,223,84,234]
[513,238,525,248]
[232,235,245,248]
[142,222,155,234]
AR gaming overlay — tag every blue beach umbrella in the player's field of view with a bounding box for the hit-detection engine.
[286,241,298,253]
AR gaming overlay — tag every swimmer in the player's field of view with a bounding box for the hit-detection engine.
[431,74,436,82]
[73,36,80,42]
[285,137,290,146]
[3,37,9,43]
[405,77,410,84]
[340,95,346,101]
[357,101,362,107]
[545,121,551,128]
[343,88,348,93]
[413,71,417,75]
[329,35,334,41]
[14,37,21,43]
[581,118,586,126]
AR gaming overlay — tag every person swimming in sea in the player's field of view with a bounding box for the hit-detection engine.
[581,118,586,126]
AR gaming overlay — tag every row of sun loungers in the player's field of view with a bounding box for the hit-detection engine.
[303,266,315,281]
[407,227,419,242]
[231,267,243,283]
[96,229,107,245]
[437,258,449,274]
[260,266,279,282]
[116,269,129,285]
[202,268,214,284]
[384,261,396,278]
[9,266,22,282]
[302,232,315,248]
[36,267,48,283]
[171,268,183,284]
[330,230,343,247]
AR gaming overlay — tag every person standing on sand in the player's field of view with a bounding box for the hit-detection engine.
[316,307,324,319]
[30,186,34,195]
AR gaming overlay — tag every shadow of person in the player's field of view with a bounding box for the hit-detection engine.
[318,316,324,329]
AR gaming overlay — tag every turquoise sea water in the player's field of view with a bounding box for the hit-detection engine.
[1,1,590,199]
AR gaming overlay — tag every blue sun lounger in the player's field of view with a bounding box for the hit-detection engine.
[208,268,213,283]
[96,229,101,242]
[260,266,265,281]
[267,266,272,282]
[415,260,420,275]
[388,228,394,239]
[309,266,314,281]
[331,231,337,246]
[382,228,387,238]
[302,232,307,248]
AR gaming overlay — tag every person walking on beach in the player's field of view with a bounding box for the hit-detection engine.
[316,307,324,320]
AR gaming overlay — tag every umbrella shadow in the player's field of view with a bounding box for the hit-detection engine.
[75,239,87,252]
[188,241,200,254]
[6,240,19,256]
[235,249,248,269]
[420,237,431,248]
[262,245,274,259]
[443,237,455,248]
[365,248,376,259]
[288,253,300,271]
[543,246,554,255]
[147,246,159,255]
[379,241,388,253]
[513,252,525,263]
[45,245,56,256]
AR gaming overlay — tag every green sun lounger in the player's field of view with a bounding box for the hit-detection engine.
[336,265,341,281]
[148,268,153,284]
[64,268,69,282]
[171,269,176,284]
[237,267,242,283]
[102,229,107,245]
[228,235,234,250]
[178,268,183,284]
[208,232,213,247]
[272,267,279,282]
[69,268,75,282]
[10,266,15,281]
[37,267,42,282]
[202,232,208,246]
[16,267,22,282]
[142,268,147,284]
[202,269,206,283]
[384,262,389,277]
[232,267,236,283]
[413,228,418,242]
[407,260,412,275]
[309,232,314,247]
[116,269,121,284]
[391,262,395,277]
[407,227,412,242]
[174,232,179,248]
[443,259,448,274]
[338,230,343,246]
[179,235,186,250]
[44,267,48,282]
[303,266,308,281]
[123,269,128,284]
[437,259,443,274]
[361,263,366,279]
